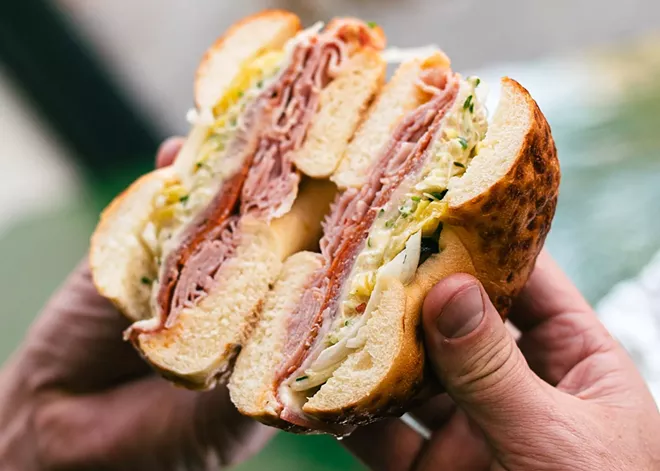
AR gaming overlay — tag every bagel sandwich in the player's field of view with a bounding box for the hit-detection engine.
[229,50,560,433]
[90,10,387,389]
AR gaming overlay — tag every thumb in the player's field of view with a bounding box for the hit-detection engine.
[422,274,555,441]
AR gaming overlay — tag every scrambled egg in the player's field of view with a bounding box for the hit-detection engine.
[341,74,487,319]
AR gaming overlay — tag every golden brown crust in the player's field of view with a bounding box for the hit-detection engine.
[90,168,173,321]
[445,78,559,314]
[195,9,300,78]
[194,10,301,108]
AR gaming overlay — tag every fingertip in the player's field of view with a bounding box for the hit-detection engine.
[155,137,185,168]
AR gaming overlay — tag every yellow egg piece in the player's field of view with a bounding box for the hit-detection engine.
[213,49,285,117]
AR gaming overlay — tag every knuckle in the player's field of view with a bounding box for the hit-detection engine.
[33,399,96,470]
[33,401,70,468]
[451,331,523,399]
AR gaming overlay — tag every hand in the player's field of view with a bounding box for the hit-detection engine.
[345,252,660,470]
[0,138,275,470]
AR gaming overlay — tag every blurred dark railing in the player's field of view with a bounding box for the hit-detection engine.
[0,0,162,187]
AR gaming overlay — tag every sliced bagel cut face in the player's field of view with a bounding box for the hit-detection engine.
[331,54,449,190]
[135,216,282,390]
[248,76,558,426]
[90,11,303,323]
[302,77,559,422]
[228,251,324,426]
[274,68,484,408]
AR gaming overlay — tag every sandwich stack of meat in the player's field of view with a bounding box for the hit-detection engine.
[91,10,560,434]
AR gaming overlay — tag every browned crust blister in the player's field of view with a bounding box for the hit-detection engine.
[445,78,560,315]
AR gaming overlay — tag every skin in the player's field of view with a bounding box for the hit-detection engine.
[0,138,274,470]
[1,138,659,470]
[344,254,660,470]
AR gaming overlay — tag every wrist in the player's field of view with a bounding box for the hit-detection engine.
[0,355,41,470]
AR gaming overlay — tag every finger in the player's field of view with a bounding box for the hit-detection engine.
[193,378,276,465]
[508,250,593,331]
[25,259,151,393]
[507,252,619,385]
[343,418,424,471]
[156,137,185,168]
[34,378,273,470]
[510,255,652,403]
[414,410,491,471]
[422,274,557,446]
[517,310,617,386]
[409,394,455,430]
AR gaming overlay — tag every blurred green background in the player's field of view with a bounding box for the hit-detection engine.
[1,1,659,469]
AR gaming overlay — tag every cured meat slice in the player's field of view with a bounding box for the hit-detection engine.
[274,67,460,425]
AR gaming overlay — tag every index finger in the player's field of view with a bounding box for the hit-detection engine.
[507,250,620,386]
[24,259,151,392]
[508,250,593,331]
[343,419,424,471]
[155,137,185,169]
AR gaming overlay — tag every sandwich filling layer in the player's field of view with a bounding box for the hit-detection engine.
[274,56,487,427]
[130,20,382,336]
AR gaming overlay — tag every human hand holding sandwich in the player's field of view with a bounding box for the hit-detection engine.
[345,251,660,470]
[0,139,275,470]
[0,138,658,469]
[1,10,659,469]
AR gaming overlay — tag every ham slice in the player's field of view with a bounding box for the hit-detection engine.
[241,36,346,219]
[130,25,358,337]
[168,216,240,326]
[275,67,460,428]
[151,163,253,334]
